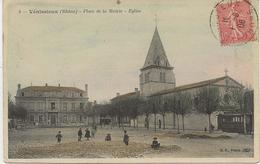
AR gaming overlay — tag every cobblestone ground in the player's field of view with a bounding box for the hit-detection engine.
[8,126,254,158]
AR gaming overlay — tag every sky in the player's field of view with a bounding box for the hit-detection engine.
[6,0,259,102]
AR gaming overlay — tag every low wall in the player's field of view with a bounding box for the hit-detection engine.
[132,112,219,131]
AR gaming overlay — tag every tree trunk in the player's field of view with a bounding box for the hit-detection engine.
[208,114,211,133]
[128,116,130,127]
[118,116,121,128]
[182,114,185,132]
[146,114,149,129]
[163,114,166,130]
[122,117,125,129]
[177,114,180,134]
[136,117,139,129]
[134,118,136,128]
[147,118,149,129]
[154,113,157,132]
[110,117,113,129]
[173,112,176,129]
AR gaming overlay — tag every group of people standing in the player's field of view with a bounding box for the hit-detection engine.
[105,130,129,146]
[55,127,131,146]
[78,126,97,141]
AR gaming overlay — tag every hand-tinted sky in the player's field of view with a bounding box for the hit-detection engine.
[6,0,258,102]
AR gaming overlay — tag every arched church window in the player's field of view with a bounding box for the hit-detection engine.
[160,58,165,66]
[154,56,160,65]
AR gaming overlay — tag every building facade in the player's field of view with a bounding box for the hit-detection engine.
[110,26,246,131]
[145,76,243,131]
[15,83,89,127]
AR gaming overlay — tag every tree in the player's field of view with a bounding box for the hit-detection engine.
[177,92,192,132]
[150,97,161,132]
[8,93,16,119]
[14,105,27,121]
[230,87,246,133]
[106,103,118,128]
[195,86,220,133]
[127,97,144,128]
[113,101,124,128]
[138,99,152,129]
[166,95,177,129]
[8,93,27,121]
[156,96,173,130]
[161,101,168,130]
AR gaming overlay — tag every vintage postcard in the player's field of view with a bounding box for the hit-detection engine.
[3,0,260,163]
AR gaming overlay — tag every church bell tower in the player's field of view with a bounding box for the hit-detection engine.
[139,27,176,97]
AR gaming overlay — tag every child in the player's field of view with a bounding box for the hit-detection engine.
[105,133,111,141]
[151,137,160,149]
[123,130,129,145]
[56,131,62,144]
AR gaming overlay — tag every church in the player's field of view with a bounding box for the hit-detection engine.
[111,26,245,131]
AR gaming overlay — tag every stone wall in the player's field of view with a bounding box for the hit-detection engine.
[134,111,219,131]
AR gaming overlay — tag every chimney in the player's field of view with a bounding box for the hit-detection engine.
[116,92,120,97]
[135,88,138,92]
[45,83,48,87]
[18,84,21,90]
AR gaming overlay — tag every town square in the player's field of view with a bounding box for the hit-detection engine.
[4,0,258,161]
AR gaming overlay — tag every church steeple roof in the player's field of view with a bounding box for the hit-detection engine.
[142,26,172,70]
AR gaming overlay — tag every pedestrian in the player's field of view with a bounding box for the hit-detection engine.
[105,133,111,141]
[56,131,62,144]
[123,130,129,145]
[78,128,83,141]
[85,128,91,140]
[151,137,160,149]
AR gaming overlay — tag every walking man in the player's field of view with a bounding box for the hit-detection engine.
[78,128,83,141]
[56,131,62,144]
[123,130,129,145]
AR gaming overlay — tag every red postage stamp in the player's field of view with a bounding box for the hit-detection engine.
[216,0,256,45]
